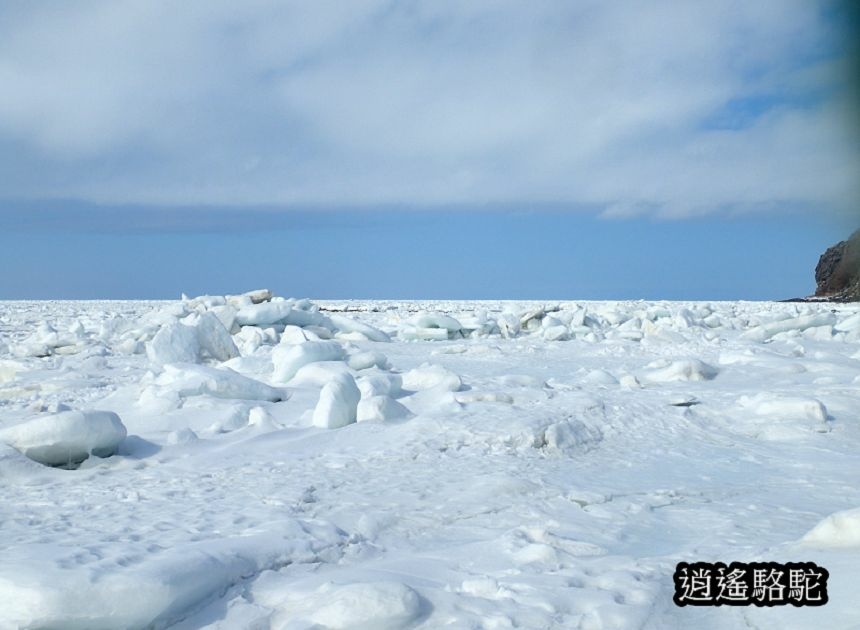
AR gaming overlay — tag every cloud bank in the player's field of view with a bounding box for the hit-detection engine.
[0,0,856,217]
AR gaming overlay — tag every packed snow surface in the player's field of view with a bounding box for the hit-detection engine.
[1,293,859,629]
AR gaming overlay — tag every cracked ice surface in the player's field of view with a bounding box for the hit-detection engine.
[0,296,859,629]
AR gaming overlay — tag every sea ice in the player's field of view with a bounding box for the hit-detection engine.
[0,409,127,466]
[272,340,346,383]
[401,363,462,391]
[235,301,293,327]
[328,313,392,343]
[640,358,719,382]
[147,322,200,366]
[153,363,288,402]
[312,373,361,429]
[801,507,860,548]
[1,295,859,629]
[356,395,413,423]
[189,311,239,362]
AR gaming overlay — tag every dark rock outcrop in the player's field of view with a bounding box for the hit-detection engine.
[814,229,860,302]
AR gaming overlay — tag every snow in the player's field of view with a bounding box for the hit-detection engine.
[0,520,345,630]
[1,296,859,628]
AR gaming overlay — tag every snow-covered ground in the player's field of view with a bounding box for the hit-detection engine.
[1,294,859,629]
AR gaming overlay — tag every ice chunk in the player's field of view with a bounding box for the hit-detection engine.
[10,340,51,358]
[543,324,569,341]
[192,311,239,362]
[739,393,828,423]
[183,294,227,309]
[0,441,54,478]
[512,542,559,566]
[454,391,514,404]
[146,322,200,366]
[496,312,520,338]
[27,401,71,414]
[209,304,237,331]
[154,364,288,402]
[801,507,860,548]
[308,582,421,630]
[741,313,838,343]
[329,314,391,342]
[356,373,403,398]
[166,428,199,445]
[834,312,860,332]
[521,307,546,328]
[410,312,463,332]
[347,351,390,371]
[401,326,451,341]
[280,325,314,344]
[0,359,22,385]
[289,361,353,388]
[312,374,361,429]
[459,577,501,598]
[540,418,603,451]
[641,319,687,344]
[235,301,293,327]
[498,374,545,388]
[244,288,272,304]
[581,369,619,385]
[641,359,718,382]
[247,406,279,431]
[401,364,462,391]
[0,410,127,467]
[458,309,493,336]
[304,325,333,339]
[802,325,833,341]
[283,308,333,330]
[272,340,346,382]
[0,521,344,630]
[357,395,413,422]
[205,404,256,434]
[27,321,87,353]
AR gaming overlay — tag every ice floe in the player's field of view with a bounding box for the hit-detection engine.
[1,294,859,628]
[0,409,127,467]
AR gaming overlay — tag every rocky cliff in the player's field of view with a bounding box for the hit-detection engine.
[814,229,860,302]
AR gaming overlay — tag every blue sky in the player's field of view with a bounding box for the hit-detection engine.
[0,1,857,299]
[0,204,853,300]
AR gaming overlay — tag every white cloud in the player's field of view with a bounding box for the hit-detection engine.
[0,0,855,216]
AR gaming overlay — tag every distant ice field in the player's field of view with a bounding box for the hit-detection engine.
[1,296,859,629]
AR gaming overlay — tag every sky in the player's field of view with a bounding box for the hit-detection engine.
[0,1,858,300]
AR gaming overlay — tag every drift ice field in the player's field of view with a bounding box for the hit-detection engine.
[0,292,858,629]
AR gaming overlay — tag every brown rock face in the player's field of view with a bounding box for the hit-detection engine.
[815,229,860,301]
